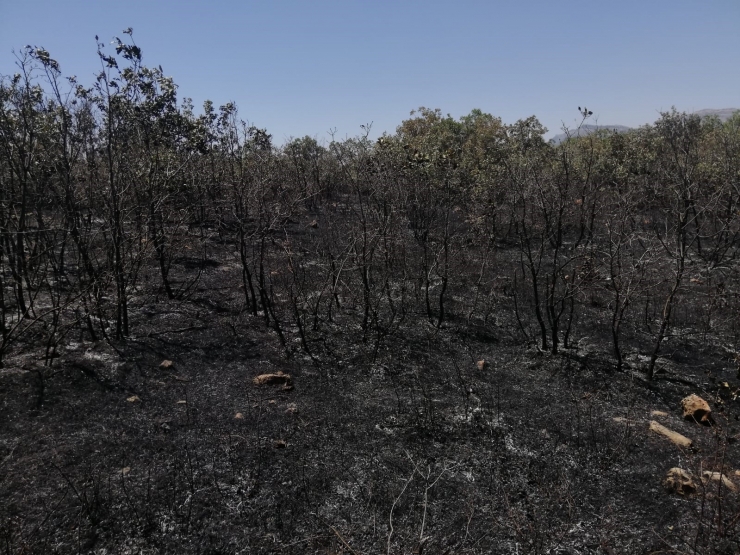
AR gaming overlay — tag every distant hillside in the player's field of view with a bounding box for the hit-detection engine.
[693,108,739,122]
[550,108,739,145]
[549,124,631,145]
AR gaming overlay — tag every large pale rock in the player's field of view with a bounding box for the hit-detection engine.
[649,420,693,448]
[253,371,293,390]
[664,467,697,495]
[681,394,712,425]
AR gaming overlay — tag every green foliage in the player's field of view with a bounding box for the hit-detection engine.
[0,35,739,372]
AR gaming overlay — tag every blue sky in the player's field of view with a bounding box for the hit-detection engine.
[1,0,738,144]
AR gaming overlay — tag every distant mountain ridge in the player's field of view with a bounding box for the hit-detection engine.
[693,108,739,121]
[549,108,739,145]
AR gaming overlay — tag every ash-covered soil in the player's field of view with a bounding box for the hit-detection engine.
[1,234,740,555]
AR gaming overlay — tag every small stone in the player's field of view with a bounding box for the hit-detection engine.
[121,467,131,476]
[126,395,140,403]
[651,410,669,417]
[234,412,244,419]
[664,467,696,496]
[274,439,287,449]
[476,360,488,371]
[309,220,318,228]
[286,403,298,414]
[681,394,713,425]
[160,360,174,369]
[176,400,187,405]
[702,471,738,492]
[253,371,293,389]
[649,420,693,448]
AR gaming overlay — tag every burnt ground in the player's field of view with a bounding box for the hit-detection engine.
[2,225,740,555]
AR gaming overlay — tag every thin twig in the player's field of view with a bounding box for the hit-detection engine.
[387,451,417,555]
[312,513,362,555]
